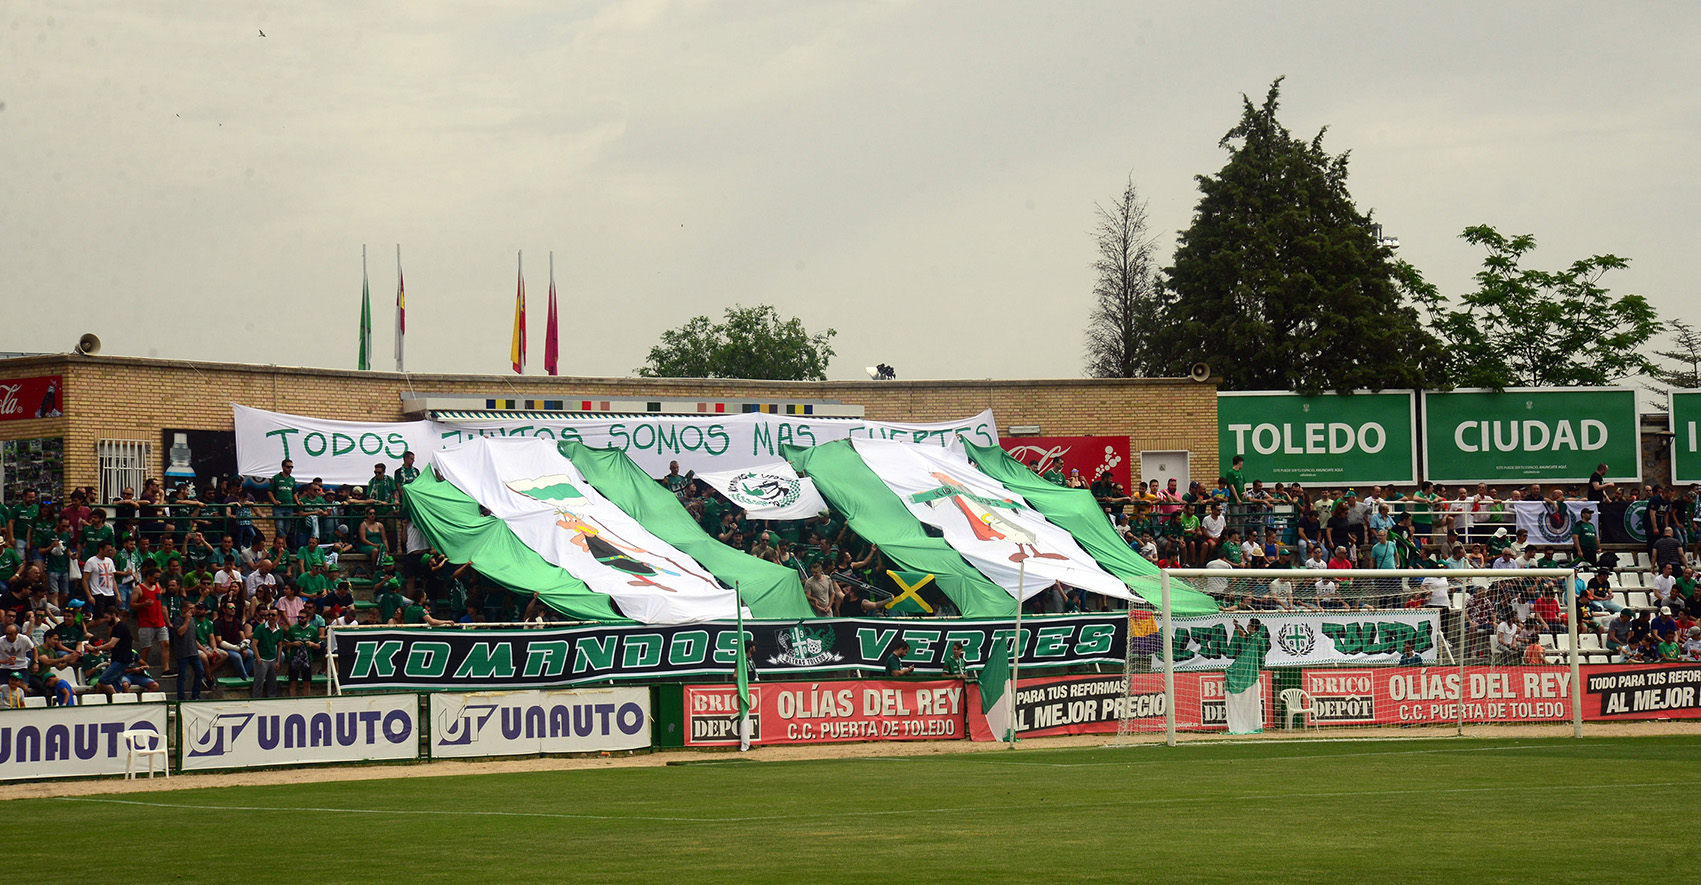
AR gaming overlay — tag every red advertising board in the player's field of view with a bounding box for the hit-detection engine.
[683,680,963,746]
[999,436,1132,492]
[0,375,63,422]
[966,672,1274,740]
[1299,664,1701,725]
[1582,663,1701,721]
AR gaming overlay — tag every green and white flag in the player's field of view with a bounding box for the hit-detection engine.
[735,586,751,752]
[696,461,828,520]
[978,639,1014,743]
[357,252,373,371]
[433,437,736,624]
[851,438,1133,604]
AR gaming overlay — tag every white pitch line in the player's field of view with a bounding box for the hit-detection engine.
[54,780,1687,823]
[950,743,1551,767]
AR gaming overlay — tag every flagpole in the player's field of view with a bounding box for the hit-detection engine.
[395,244,404,373]
[735,582,751,752]
[358,245,371,371]
[1009,559,1024,747]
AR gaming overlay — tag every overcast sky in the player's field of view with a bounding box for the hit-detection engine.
[3,1,1697,385]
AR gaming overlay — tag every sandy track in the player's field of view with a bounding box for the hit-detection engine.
[4,721,1696,802]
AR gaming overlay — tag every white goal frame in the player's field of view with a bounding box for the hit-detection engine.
[1140,568,1583,745]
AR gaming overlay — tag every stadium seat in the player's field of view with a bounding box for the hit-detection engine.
[122,728,168,780]
[1618,572,1642,588]
[1553,552,1570,564]
[21,696,47,708]
[81,693,107,705]
[1579,634,1602,651]
[1627,592,1651,609]
[1280,688,1317,731]
[1634,552,1652,570]
[110,693,138,704]
[140,691,167,703]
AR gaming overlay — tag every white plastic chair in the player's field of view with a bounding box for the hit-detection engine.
[110,693,138,704]
[21,696,46,708]
[1279,688,1317,731]
[139,691,167,703]
[122,728,168,779]
[81,693,107,705]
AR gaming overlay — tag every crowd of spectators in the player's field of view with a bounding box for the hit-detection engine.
[0,451,551,707]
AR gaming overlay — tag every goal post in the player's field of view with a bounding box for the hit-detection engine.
[1114,568,1585,744]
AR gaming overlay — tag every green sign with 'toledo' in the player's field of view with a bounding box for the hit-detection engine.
[1217,391,1417,486]
[1421,388,1639,485]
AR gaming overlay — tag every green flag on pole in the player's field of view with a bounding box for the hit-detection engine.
[734,586,751,751]
[358,249,373,371]
[979,640,1014,743]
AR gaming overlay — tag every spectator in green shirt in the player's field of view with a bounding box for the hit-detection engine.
[269,460,298,546]
[367,463,397,508]
[1226,456,1247,503]
[79,509,115,561]
[249,607,287,698]
[285,613,321,697]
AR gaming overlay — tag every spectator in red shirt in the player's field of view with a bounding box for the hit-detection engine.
[130,562,171,676]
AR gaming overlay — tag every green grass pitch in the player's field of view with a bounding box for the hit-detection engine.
[14,736,1697,883]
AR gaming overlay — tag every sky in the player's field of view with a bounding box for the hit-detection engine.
[2,1,1697,385]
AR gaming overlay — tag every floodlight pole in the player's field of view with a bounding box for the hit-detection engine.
[1161,570,1175,748]
[1009,560,1024,748]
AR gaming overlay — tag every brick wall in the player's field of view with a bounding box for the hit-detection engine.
[0,355,1219,490]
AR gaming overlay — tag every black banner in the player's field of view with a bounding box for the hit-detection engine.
[332,614,1127,691]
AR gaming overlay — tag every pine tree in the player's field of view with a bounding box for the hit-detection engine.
[1083,177,1164,378]
[1156,79,1446,394]
[1650,319,1701,391]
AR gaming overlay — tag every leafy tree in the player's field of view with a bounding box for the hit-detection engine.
[1155,79,1447,394]
[1649,319,1701,392]
[1432,226,1659,388]
[1084,177,1165,377]
[637,304,836,380]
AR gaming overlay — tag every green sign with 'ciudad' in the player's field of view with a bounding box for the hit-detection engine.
[1420,388,1639,485]
[1217,391,1418,485]
[1671,390,1701,486]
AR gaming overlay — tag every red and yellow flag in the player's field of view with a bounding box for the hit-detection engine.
[510,252,526,374]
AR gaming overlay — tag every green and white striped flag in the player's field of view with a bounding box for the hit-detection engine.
[979,640,1014,743]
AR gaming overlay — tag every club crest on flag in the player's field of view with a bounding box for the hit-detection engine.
[726,471,804,510]
[1275,621,1318,657]
[771,625,841,666]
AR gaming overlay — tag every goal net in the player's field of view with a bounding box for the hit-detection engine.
[1112,568,1585,743]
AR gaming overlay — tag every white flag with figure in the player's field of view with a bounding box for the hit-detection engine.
[696,462,829,520]
[850,438,1133,602]
[433,437,738,624]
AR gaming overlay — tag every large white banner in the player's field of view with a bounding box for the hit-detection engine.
[695,461,829,520]
[434,438,738,624]
[851,438,1133,602]
[1162,609,1442,671]
[178,693,420,771]
[430,687,651,758]
[0,704,168,781]
[234,403,998,485]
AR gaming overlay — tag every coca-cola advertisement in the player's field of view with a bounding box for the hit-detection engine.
[0,375,64,422]
[1000,435,1132,491]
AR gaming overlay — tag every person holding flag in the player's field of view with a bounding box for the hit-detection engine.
[1224,618,1269,734]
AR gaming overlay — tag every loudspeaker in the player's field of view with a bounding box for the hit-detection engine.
[1189,362,1211,382]
[75,333,102,355]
